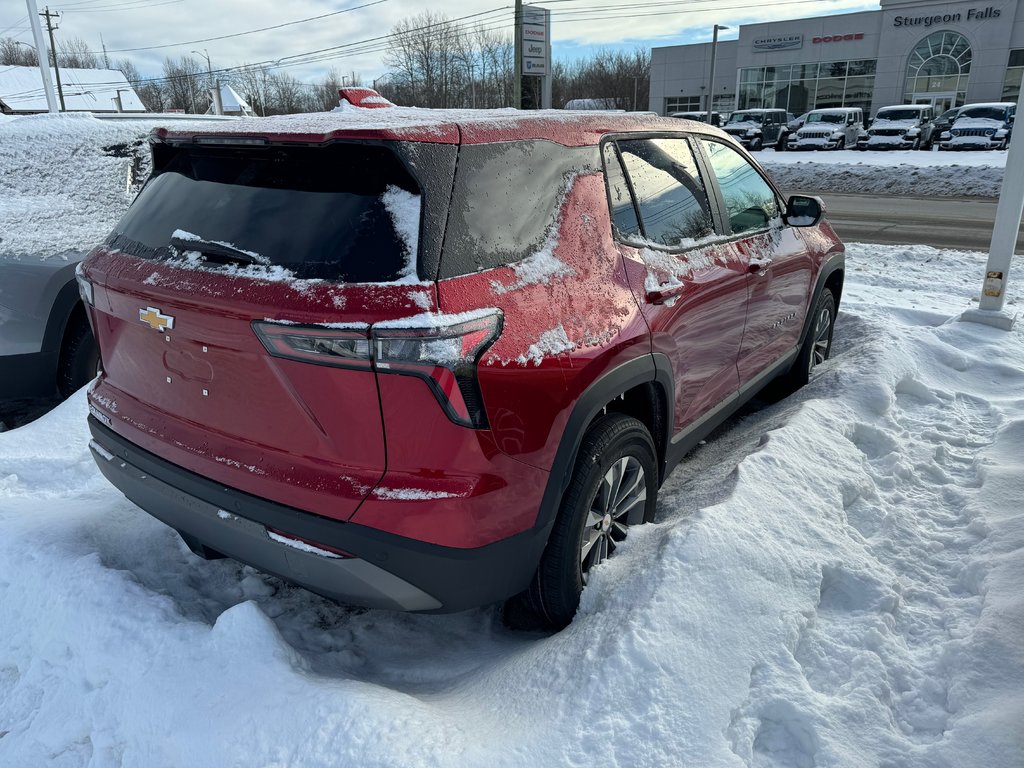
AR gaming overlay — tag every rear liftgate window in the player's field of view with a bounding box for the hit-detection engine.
[109,143,421,282]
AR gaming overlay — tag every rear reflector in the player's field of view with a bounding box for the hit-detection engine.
[253,311,502,429]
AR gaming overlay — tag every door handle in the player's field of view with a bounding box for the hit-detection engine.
[748,257,773,274]
[646,284,686,305]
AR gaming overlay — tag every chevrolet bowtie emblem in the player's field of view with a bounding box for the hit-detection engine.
[139,306,175,332]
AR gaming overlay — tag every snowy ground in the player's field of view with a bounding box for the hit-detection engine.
[1,241,1022,767]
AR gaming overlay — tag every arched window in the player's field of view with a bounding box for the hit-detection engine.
[904,31,972,105]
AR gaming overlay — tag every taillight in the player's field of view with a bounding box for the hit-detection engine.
[253,309,502,429]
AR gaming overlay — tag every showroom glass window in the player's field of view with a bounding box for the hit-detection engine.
[902,31,972,105]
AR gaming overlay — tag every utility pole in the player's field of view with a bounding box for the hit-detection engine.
[40,6,65,111]
[23,0,57,112]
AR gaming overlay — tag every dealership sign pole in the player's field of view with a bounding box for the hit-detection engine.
[520,5,551,109]
[961,115,1023,331]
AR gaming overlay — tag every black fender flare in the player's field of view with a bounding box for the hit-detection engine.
[795,251,845,360]
[42,276,84,357]
[531,352,674,541]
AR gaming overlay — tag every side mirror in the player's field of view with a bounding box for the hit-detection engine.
[1009,114,1015,125]
[785,195,825,227]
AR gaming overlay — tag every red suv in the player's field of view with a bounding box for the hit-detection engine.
[80,94,844,629]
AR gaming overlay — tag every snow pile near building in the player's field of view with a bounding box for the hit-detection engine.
[0,241,1022,766]
[761,148,1006,197]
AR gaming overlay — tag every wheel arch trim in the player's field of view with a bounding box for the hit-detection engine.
[532,353,673,539]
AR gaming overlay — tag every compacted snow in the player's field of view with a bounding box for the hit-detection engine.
[0,241,1021,767]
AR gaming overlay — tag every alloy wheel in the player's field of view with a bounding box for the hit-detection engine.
[580,456,646,583]
[808,303,833,375]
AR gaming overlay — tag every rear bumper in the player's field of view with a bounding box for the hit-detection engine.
[88,417,551,613]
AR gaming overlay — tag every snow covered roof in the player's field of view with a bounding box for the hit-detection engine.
[156,105,718,147]
[0,65,145,114]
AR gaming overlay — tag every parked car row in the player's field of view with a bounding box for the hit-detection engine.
[694,100,1015,152]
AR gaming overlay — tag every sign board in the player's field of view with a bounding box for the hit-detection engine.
[521,4,550,74]
[752,34,803,51]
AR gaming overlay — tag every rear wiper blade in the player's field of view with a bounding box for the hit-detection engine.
[169,235,262,266]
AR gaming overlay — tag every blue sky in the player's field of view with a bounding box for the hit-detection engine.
[1,0,878,83]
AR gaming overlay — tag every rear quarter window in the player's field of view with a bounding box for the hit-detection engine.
[438,140,600,279]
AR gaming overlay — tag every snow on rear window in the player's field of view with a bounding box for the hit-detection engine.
[381,185,422,284]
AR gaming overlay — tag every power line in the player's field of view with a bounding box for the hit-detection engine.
[83,0,389,53]
[2,0,863,101]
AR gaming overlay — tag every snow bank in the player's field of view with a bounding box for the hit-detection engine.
[0,243,1022,766]
[760,149,1005,197]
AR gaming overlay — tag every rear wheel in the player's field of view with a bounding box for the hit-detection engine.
[776,134,788,151]
[505,413,658,630]
[57,317,100,398]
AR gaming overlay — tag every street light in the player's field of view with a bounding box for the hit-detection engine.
[707,24,728,124]
[192,48,222,115]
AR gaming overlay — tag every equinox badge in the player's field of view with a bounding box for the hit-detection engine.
[139,306,175,332]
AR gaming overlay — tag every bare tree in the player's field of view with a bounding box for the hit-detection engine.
[553,48,650,111]
[382,11,467,108]
[58,36,100,69]
[234,63,272,116]
[162,55,205,113]
[268,71,304,115]
[0,37,39,66]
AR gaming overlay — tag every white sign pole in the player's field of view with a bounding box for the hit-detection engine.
[25,0,58,113]
[960,119,1023,330]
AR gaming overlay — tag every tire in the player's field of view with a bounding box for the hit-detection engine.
[505,413,658,630]
[57,317,100,398]
[749,136,762,152]
[835,137,846,150]
[911,137,921,151]
[776,134,787,151]
[776,289,836,393]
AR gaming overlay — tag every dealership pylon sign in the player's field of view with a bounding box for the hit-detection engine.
[519,4,552,109]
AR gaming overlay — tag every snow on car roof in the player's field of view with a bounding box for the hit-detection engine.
[156,106,719,147]
[809,107,859,114]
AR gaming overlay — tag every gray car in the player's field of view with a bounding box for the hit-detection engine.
[0,113,236,402]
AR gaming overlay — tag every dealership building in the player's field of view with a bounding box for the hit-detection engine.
[649,0,1024,118]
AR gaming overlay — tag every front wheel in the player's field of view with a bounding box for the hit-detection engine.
[505,413,658,630]
[749,136,763,152]
[835,137,846,150]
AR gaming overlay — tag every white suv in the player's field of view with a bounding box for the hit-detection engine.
[788,107,865,150]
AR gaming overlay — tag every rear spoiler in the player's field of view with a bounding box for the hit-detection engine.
[338,87,394,109]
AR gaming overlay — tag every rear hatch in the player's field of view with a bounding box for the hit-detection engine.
[83,137,454,521]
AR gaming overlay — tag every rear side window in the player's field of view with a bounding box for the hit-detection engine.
[614,137,714,247]
[439,140,600,279]
[110,143,421,283]
[700,140,779,235]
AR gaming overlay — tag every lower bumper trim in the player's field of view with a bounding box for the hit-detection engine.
[88,417,551,613]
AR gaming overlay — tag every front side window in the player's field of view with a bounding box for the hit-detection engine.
[614,138,714,247]
[700,140,779,235]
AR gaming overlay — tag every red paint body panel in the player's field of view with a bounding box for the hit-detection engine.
[352,374,550,547]
[438,173,650,471]
[82,247,438,523]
